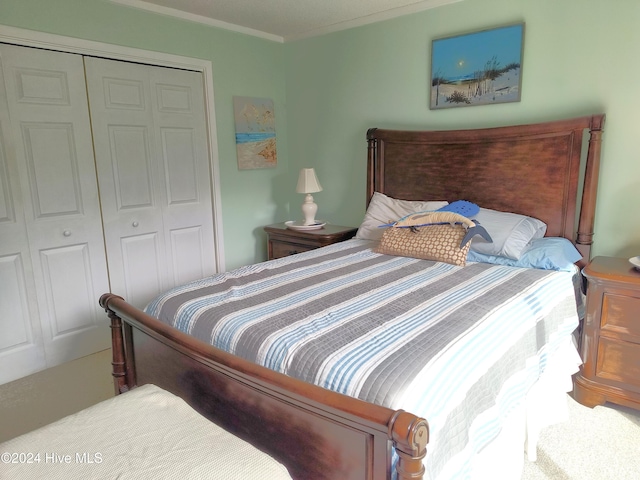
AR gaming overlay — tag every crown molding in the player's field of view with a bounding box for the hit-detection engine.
[108,0,463,43]
[109,0,284,43]
[283,0,463,42]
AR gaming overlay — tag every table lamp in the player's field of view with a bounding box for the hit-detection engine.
[296,168,323,225]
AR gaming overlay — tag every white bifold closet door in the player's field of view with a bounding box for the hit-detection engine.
[0,44,217,385]
[84,57,216,309]
[0,44,110,380]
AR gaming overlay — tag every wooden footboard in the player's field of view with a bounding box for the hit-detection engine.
[100,293,429,480]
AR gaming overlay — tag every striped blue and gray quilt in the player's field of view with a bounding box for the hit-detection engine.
[145,239,580,480]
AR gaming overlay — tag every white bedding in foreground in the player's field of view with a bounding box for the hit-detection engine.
[0,384,293,480]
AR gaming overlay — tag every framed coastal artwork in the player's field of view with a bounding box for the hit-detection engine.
[233,96,277,169]
[430,23,524,109]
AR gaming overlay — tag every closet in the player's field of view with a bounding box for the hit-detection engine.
[0,43,217,384]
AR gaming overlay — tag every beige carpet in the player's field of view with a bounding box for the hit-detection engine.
[522,394,640,479]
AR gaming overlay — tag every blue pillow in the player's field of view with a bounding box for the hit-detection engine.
[467,237,582,271]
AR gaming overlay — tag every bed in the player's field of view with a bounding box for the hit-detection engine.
[0,384,293,479]
[100,114,605,480]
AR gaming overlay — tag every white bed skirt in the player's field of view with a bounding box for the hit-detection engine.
[437,337,582,480]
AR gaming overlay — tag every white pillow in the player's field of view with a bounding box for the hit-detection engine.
[355,192,448,241]
[470,208,547,260]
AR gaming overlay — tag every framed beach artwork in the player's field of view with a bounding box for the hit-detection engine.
[233,96,277,169]
[430,23,524,109]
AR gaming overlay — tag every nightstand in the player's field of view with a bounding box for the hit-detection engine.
[573,256,640,410]
[264,223,358,260]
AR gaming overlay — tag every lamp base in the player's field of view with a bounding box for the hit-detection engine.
[301,194,318,225]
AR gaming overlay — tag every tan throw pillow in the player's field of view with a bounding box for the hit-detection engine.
[374,212,474,266]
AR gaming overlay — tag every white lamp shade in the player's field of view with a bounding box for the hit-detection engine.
[296,168,323,194]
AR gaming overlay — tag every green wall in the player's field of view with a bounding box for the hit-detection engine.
[285,0,640,259]
[2,0,639,269]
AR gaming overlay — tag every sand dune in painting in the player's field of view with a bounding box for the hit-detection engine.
[237,137,277,170]
[431,67,521,108]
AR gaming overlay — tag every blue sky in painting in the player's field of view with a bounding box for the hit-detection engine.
[233,96,275,133]
[431,24,523,81]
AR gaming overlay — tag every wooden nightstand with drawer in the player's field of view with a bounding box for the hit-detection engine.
[264,223,358,260]
[574,256,640,410]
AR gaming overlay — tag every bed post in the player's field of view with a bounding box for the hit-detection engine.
[390,410,429,480]
[366,128,378,206]
[576,114,606,261]
[99,293,131,395]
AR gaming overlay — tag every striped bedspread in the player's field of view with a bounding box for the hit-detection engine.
[146,239,580,480]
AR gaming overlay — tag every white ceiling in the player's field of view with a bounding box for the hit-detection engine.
[110,0,462,42]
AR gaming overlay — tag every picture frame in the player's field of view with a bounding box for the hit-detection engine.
[430,23,524,109]
[233,96,277,170]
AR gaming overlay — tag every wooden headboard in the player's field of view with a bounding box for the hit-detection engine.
[366,114,605,263]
